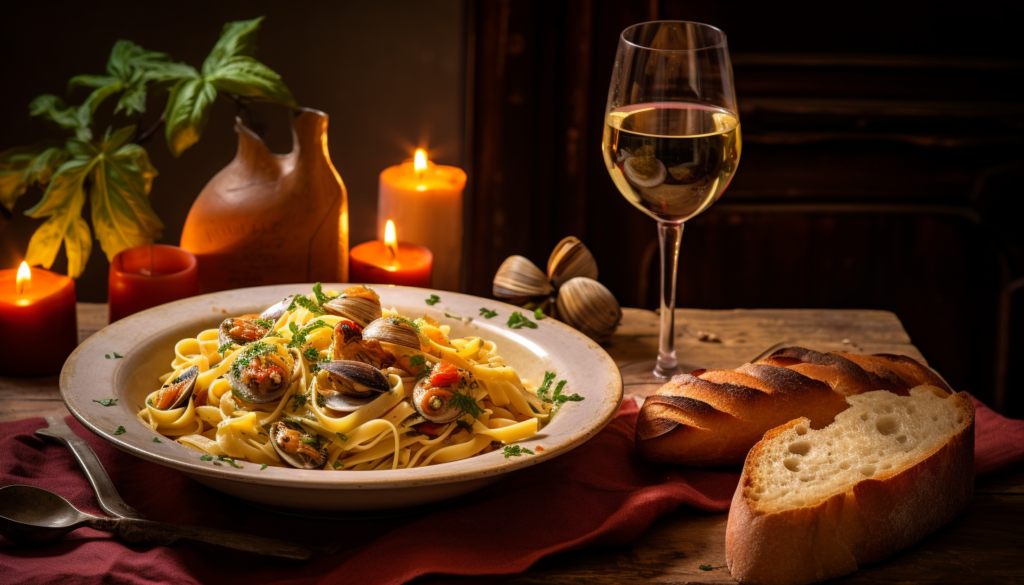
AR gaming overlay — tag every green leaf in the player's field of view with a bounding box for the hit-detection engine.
[163,78,217,157]
[68,74,119,92]
[0,143,69,211]
[106,40,170,80]
[24,156,95,277]
[206,56,295,105]
[28,95,92,141]
[89,130,164,260]
[202,17,264,75]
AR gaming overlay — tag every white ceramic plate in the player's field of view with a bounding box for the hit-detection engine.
[61,284,623,510]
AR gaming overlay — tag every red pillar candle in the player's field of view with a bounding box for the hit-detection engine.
[109,245,199,322]
[350,221,433,287]
[0,262,78,376]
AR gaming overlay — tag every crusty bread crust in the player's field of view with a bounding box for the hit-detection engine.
[635,348,949,467]
[725,392,975,585]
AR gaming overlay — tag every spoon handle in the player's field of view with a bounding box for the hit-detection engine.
[116,519,312,561]
[35,415,146,520]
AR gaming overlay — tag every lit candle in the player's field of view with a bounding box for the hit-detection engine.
[350,220,433,287]
[0,262,78,376]
[378,149,466,291]
[109,244,199,322]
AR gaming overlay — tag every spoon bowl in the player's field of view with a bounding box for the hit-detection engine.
[0,485,93,545]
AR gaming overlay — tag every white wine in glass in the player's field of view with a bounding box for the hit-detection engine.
[602,22,741,380]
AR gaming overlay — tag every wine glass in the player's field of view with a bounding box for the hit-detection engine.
[602,21,741,381]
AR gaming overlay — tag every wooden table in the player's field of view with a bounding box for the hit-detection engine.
[2,304,1021,584]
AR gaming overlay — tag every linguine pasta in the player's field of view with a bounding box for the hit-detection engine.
[137,285,568,471]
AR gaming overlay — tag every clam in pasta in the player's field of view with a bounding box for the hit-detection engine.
[137,285,567,470]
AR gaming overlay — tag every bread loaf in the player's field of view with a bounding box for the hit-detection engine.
[635,348,951,466]
[725,386,975,585]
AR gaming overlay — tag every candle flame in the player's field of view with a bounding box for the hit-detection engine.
[414,149,428,174]
[384,220,398,260]
[16,261,30,295]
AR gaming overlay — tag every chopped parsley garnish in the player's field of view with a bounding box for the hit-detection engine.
[288,295,326,316]
[152,437,162,443]
[230,341,278,377]
[217,342,233,356]
[479,308,498,319]
[254,318,274,329]
[200,454,214,461]
[312,282,338,305]
[387,315,421,331]
[113,352,124,359]
[218,456,243,469]
[448,392,484,420]
[444,312,471,322]
[288,393,309,413]
[534,308,545,320]
[146,398,154,408]
[288,320,331,348]
[114,425,126,435]
[332,461,343,470]
[507,311,538,329]
[536,372,584,415]
[425,294,441,306]
[699,564,713,571]
[299,435,317,445]
[456,419,474,433]
[260,463,268,470]
[93,398,118,407]
[502,445,535,458]
[105,354,110,359]
[336,432,348,441]
[409,354,426,367]
[303,347,320,362]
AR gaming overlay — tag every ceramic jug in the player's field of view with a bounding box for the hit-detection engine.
[180,108,348,293]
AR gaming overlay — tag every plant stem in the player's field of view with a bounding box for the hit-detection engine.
[135,114,165,145]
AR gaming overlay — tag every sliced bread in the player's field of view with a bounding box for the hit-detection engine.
[726,386,975,585]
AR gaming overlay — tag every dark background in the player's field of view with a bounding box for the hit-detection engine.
[2,1,1022,415]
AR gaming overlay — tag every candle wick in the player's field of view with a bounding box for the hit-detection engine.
[16,280,24,295]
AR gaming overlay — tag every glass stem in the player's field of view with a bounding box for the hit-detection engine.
[656,221,684,378]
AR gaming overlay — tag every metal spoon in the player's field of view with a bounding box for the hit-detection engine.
[0,485,312,560]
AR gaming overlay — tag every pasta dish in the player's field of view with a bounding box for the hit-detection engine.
[138,285,578,470]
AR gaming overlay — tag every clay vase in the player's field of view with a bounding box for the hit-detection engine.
[180,108,348,293]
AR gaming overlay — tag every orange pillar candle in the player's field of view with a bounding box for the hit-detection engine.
[350,221,433,287]
[0,262,78,376]
[109,244,199,322]
[378,149,466,291]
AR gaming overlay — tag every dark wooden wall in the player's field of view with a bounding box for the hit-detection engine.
[463,0,1024,415]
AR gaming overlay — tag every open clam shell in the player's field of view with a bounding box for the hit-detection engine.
[229,347,302,404]
[547,236,598,289]
[323,296,382,328]
[317,360,390,413]
[556,277,622,343]
[362,317,421,351]
[411,376,461,424]
[270,421,328,470]
[218,315,271,347]
[493,255,554,304]
[153,365,199,410]
[260,295,298,321]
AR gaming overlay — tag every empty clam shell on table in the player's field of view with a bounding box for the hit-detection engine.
[556,277,622,343]
[547,236,598,289]
[493,255,554,304]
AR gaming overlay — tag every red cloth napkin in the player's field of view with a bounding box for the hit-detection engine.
[1,395,1021,585]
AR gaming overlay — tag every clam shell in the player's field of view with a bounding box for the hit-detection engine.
[362,317,421,350]
[157,365,199,410]
[493,255,553,304]
[260,295,297,321]
[317,360,390,413]
[547,236,598,289]
[229,347,302,404]
[556,277,621,343]
[270,421,328,470]
[411,377,460,424]
[323,296,382,327]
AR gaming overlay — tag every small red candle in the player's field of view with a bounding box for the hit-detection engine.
[0,262,78,376]
[109,244,199,322]
[350,220,433,287]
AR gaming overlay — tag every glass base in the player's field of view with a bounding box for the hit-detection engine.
[619,358,697,389]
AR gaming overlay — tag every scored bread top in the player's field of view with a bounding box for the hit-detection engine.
[743,385,973,514]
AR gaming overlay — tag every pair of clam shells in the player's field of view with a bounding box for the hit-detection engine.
[493,236,621,343]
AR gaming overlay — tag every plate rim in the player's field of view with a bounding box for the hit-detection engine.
[60,283,624,489]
